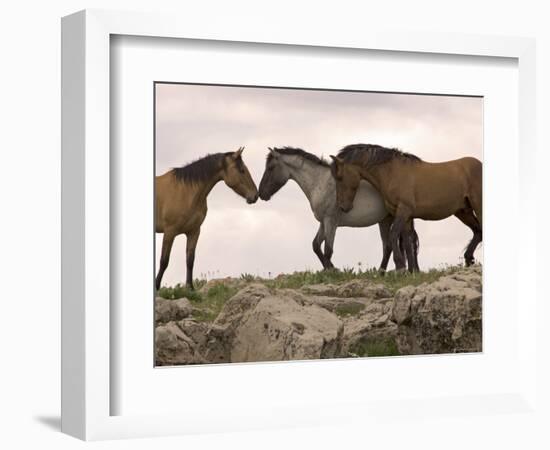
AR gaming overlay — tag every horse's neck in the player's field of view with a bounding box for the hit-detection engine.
[191,173,223,203]
[287,158,331,207]
[359,164,386,192]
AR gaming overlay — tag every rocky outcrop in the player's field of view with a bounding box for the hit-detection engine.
[154,267,483,365]
[230,293,343,362]
[204,285,344,363]
[301,280,391,299]
[155,297,192,325]
[391,267,482,355]
[155,319,209,365]
[341,298,398,356]
[203,284,272,363]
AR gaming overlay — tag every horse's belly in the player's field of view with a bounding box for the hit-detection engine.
[415,195,466,221]
[158,205,206,235]
[339,186,387,227]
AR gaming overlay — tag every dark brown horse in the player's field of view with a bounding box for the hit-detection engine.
[331,144,482,271]
[155,147,258,289]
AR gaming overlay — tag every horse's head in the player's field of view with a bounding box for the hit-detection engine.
[259,148,292,201]
[330,155,360,213]
[222,147,259,204]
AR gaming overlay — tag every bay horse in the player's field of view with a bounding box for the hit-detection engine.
[330,144,482,271]
[258,147,419,272]
[155,147,258,290]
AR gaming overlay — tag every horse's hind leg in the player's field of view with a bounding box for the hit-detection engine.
[454,209,482,266]
[468,163,483,227]
[322,217,337,270]
[389,209,410,271]
[409,220,420,271]
[378,215,393,273]
[401,219,419,273]
[156,231,176,290]
[185,228,201,289]
[469,192,483,228]
[312,222,328,269]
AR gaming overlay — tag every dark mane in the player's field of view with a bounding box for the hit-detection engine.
[337,144,421,167]
[268,146,330,167]
[172,152,231,184]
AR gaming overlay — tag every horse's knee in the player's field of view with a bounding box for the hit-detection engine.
[312,238,322,253]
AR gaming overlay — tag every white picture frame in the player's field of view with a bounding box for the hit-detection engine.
[61,9,537,441]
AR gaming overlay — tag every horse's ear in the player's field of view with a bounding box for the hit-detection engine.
[330,155,343,165]
[233,147,244,159]
[268,147,278,158]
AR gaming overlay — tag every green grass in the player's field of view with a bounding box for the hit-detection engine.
[193,283,240,322]
[240,273,259,282]
[349,337,400,357]
[157,282,204,302]
[158,281,239,322]
[265,265,464,294]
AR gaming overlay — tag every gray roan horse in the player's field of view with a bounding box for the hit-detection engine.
[258,147,419,272]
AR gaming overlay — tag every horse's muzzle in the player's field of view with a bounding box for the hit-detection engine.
[247,192,259,204]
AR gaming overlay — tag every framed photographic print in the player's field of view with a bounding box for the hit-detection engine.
[62,9,538,441]
[152,82,484,367]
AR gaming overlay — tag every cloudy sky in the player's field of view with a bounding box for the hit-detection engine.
[155,83,483,286]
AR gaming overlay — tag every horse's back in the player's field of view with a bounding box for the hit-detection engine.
[417,157,481,186]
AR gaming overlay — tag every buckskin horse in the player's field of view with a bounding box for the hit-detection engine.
[258,147,419,272]
[155,147,258,289]
[330,144,482,271]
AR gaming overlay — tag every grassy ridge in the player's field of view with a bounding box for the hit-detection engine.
[157,265,467,323]
[263,265,463,292]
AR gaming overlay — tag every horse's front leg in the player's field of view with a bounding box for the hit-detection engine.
[312,222,328,269]
[322,217,337,270]
[156,231,176,290]
[185,228,200,289]
[378,215,393,273]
